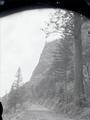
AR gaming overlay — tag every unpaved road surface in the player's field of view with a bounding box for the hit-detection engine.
[16,104,73,120]
[3,104,74,120]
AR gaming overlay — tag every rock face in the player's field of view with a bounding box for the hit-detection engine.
[29,39,74,106]
[28,40,62,103]
[30,40,60,86]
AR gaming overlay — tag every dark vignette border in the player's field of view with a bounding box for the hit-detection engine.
[0,0,90,18]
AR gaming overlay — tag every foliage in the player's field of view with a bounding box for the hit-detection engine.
[7,67,23,112]
[42,9,75,105]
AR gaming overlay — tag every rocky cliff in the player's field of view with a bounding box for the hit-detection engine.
[30,40,60,86]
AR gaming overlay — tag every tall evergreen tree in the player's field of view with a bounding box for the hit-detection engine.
[43,9,74,102]
[7,67,23,112]
[43,9,86,108]
[13,67,23,89]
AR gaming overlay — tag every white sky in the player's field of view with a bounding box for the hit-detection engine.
[0,9,56,97]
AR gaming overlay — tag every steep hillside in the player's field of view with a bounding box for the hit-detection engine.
[30,40,60,86]
[2,38,74,116]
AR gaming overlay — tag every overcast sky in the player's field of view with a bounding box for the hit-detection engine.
[0,9,56,97]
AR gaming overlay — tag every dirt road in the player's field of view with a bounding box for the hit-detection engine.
[16,104,73,120]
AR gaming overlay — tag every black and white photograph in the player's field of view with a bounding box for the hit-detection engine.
[0,0,90,120]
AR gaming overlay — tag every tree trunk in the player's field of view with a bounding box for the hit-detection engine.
[74,13,85,107]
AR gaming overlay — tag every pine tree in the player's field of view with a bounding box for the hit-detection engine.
[7,67,23,112]
[13,67,23,89]
[43,10,74,104]
[43,9,86,108]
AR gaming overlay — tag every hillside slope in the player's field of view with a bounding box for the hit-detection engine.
[30,40,60,86]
